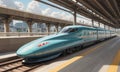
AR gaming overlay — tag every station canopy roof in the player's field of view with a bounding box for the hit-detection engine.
[49,0,120,28]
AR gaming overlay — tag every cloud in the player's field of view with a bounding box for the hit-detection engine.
[0,0,89,24]
[15,1,24,10]
[0,0,6,7]
[42,8,66,20]
[0,0,15,8]
[0,0,73,21]
[65,14,73,21]
[42,8,52,16]
[50,11,61,18]
[59,12,66,19]
[26,0,41,14]
[41,8,73,21]
[0,0,24,10]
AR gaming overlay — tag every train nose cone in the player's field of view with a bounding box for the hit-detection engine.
[17,50,28,57]
[17,51,23,57]
[16,48,34,57]
[16,43,37,57]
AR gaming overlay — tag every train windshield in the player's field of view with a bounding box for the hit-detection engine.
[59,28,78,33]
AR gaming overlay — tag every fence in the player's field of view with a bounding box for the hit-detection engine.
[0,32,56,37]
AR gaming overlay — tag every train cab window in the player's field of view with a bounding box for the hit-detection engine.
[59,28,78,33]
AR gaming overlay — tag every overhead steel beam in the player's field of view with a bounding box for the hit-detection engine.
[78,0,118,27]
[105,0,120,27]
[73,9,77,25]
[92,19,94,27]
[112,0,120,22]
[94,0,117,25]
[49,0,118,28]
[77,0,114,26]
[51,0,115,26]
[35,0,72,14]
[106,0,118,18]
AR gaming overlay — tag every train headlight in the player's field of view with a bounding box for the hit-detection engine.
[38,42,48,47]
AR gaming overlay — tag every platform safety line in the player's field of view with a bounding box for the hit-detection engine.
[107,50,120,72]
[49,39,113,72]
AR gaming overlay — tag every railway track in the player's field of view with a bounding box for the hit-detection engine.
[0,50,80,72]
[0,54,67,72]
[0,58,42,72]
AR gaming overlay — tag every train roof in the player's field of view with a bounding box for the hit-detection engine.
[66,25,93,29]
[66,25,110,31]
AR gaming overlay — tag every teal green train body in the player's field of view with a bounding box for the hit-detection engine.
[16,25,116,63]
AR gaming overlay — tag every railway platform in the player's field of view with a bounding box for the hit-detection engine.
[0,52,17,62]
[32,36,120,72]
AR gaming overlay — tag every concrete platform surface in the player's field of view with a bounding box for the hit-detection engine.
[33,37,120,72]
[0,52,17,62]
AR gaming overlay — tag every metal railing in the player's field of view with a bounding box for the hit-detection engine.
[0,32,56,37]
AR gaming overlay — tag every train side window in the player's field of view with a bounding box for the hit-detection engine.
[82,30,86,36]
[85,30,87,36]
[86,31,88,36]
[88,30,90,35]
[92,31,94,35]
[89,31,92,35]
[86,30,88,35]
[82,30,85,36]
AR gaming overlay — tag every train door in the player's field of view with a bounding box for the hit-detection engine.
[96,29,99,40]
[84,30,90,42]
[92,30,97,40]
[93,30,97,41]
[89,30,92,41]
[88,30,93,42]
[86,30,90,42]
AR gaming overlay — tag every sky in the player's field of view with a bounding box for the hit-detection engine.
[0,0,94,26]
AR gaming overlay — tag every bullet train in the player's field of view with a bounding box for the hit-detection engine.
[16,25,116,63]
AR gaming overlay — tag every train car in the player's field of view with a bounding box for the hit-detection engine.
[16,25,115,63]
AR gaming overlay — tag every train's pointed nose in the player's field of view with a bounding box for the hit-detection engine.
[17,50,27,57]
[16,48,33,57]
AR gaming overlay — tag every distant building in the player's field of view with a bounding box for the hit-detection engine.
[0,23,4,32]
[14,22,28,32]
[32,23,41,32]
[0,20,4,32]
[0,20,57,32]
